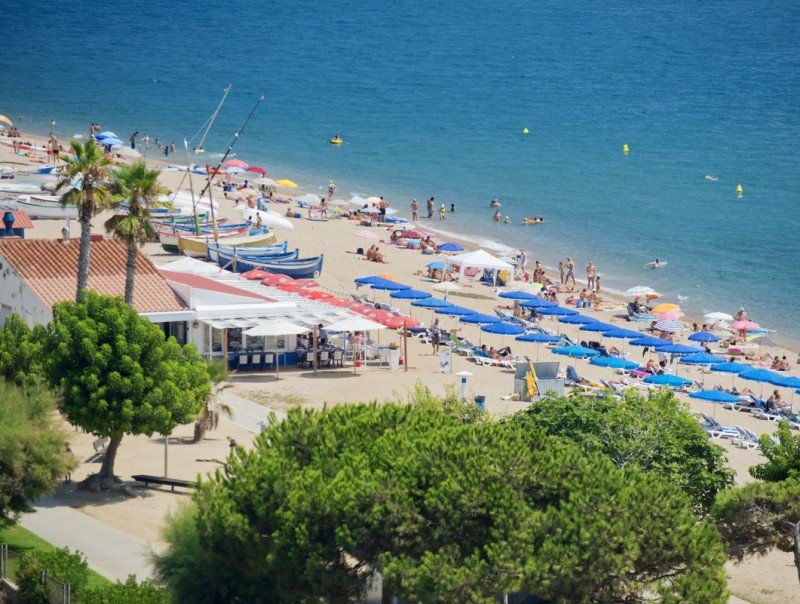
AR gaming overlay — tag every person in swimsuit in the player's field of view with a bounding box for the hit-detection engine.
[565,257,576,289]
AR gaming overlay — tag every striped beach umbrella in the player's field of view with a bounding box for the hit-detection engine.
[652,320,686,333]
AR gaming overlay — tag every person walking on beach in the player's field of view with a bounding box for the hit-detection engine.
[327,180,336,204]
[565,257,576,289]
[430,318,442,354]
[426,197,434,219]
[129,131,139,149]
[410,198,419,221]
[586,261,596,291]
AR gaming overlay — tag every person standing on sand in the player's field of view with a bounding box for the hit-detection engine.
[558,261,565,284]
[586,261,596,291]
[565,257,576,289]
[595,275,601,293]
[410,199,419,221]
[427,197,434,219]
[430,318,442,354]
[327,180,336,204]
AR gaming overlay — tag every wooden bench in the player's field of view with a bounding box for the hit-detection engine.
[131,474,197,492]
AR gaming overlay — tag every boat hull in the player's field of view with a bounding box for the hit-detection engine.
[171,229,277,257]
[212,249,324,278]
[16,195,78,219]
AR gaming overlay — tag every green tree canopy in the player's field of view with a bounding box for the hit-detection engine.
[511,389,734,511]
[41,291,210,489]
[750,420,800,482]
[0,381,74,523]
[155,396,727,603]
[0,313,45,386]
[712,478,800,585]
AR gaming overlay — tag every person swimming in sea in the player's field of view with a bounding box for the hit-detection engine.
[490,198,501,207]
[493,209,502,222]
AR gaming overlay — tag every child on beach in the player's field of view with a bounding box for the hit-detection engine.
[439,204,446,220]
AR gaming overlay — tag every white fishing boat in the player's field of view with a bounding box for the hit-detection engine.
[0,182,44,194]
[16,195,78,219]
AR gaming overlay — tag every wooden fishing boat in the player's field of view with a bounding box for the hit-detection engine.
[210,247,300,266]
[211,247,324,278]
[170,228,277,257]
[15,195,78,219]
[159,225,253,254]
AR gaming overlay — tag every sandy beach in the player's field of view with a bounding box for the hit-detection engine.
[2,131,799,603]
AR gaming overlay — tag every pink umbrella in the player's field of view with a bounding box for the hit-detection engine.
[224,159,248,168]
[658,310,685,321]
[730,320,761,337]
[246,165,266,175]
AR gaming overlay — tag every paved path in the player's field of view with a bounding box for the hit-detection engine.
[20,498,156,581]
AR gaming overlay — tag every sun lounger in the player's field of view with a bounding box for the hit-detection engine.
[698,413,741,440]
[731,427,761,450]
[472,355,517,369]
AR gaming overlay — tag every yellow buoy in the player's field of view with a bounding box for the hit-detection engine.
[622,144,629,154]
[522,128,529,134]
[736,184,743,195]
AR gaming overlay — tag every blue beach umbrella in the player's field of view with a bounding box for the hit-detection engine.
[370,279,411,291]
[630,336,672,348]
[558,314,598,325]
[710,361,750,374]
[589,357,640,370]
[425,261,447,269]
[459,313,502,324]
[689,390,741,403]
[411,297,453,309]
[739,368,783,385]
[643,374,693,387]
[520,298,557,309]
[655,344,704,355]
[516,332,561,360]
[516,333,561,343]
[688,331,720,343]
[437,242,464,252]
[603,328,644,340]
[434,305,476,316]
[552,345,600,359]
[499,290,539,300]
[579,322,618,333]
[774,376,800,390]
[355,275,387,285]
[680,353,726,365]
[100,137,125,146]
[481,322,525,336]
[537,306,578,317]
[95,131,118,139]
[390,288,431,300]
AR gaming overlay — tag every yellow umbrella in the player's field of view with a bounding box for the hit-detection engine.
[275,179,297,188]
[0,115,13,127]
[651,302,680,314]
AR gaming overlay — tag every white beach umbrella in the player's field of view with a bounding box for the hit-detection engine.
[704,312,734,322]
[625,286,655,296]
[111,145,142,159]
[324,317,386,332]
[245,321,309,377]
[254,177,275,186]
[652,319,686,333]
[296,193,321,205]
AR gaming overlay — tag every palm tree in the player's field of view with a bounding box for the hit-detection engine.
[104,161,164,305]
[55,139,112,301]
[193,360,234,442]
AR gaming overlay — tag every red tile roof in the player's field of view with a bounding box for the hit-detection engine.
[160,270,275,301]
[1,211,35,229]
[0,239,187,313]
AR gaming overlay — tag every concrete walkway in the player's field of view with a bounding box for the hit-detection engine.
[20,498,156,582]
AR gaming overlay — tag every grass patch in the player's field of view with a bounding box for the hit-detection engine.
[0,523,112,588]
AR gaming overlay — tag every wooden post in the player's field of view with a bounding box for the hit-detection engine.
[222,328,228,377]
[403,321,408,373]
[313,325,318,374]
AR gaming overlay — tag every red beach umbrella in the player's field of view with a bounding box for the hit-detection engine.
[241,269,273,280]
[293,279,319,289]
[246,166,267,175]
[277,284,302,292]
[366,309,392,323]
[224,159,248,168]
[300,290,334,301]
[327,297,352,307]
[384,315,420,328]
[261,274,297,287]
[399,230,425,239]
[348,303,372,315]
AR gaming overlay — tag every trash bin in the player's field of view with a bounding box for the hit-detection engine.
[474,395,486,410]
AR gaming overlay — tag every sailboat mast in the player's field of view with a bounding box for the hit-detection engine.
[198,95,265,242]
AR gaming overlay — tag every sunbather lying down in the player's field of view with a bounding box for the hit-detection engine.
[479,345,515,362]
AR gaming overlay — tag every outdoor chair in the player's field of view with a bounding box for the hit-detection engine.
[250,353,263,371]
[319,351,331,367]
[263,353,275,371]
[238,353,250,371]
[332,350,344,366]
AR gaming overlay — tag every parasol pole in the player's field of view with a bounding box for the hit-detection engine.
[403,321,408,373]
[197,95,265,243]
[182,140,201,235]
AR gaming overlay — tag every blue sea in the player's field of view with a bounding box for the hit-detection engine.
[3,1,800,341]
